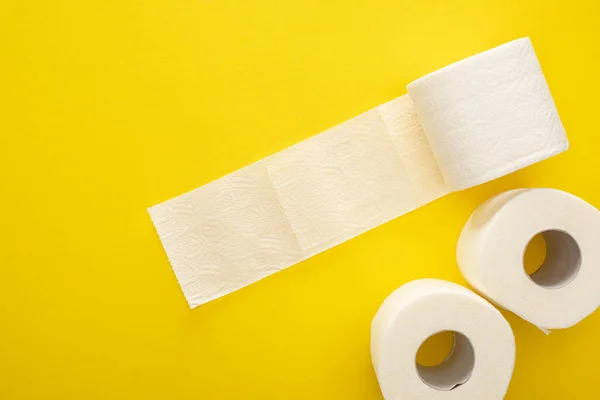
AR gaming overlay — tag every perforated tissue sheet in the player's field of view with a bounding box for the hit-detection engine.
[148,38,568,307]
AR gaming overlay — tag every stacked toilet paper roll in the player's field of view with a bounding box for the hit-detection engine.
[149,37,568,308]
[457,188,600,331]
[371,279,515,399]
[370,189,600,399]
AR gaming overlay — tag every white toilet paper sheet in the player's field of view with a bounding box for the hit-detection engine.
[149,37,568,307]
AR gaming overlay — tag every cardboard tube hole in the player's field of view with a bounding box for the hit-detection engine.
[416,331,475,391]
[524,230,581,289]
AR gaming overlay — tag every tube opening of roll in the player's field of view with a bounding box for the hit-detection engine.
[415,331,475,391]
[523,230,581,289]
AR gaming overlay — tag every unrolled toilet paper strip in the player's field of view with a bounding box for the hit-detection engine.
[371,279,515,399]
[149,37,569,308]
[457,189,600,332]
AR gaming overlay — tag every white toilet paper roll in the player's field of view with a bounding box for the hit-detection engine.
[371,279,515,400]
[457,188,600,331]
[149,38,569,308]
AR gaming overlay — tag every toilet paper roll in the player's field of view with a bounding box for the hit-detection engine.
[406,40,567,190]
[149,37,569,308]
[371,279,515,400]
[457,188,600,331]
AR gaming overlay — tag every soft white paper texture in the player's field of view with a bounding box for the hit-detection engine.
[457,189,600,331]
[149,38,569,308]
[371,279,515,399]
[265,108,420,257]
[148,164,304,306]
[407,38,568,189]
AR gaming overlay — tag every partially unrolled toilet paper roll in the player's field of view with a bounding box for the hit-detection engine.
[149,38,568,308]
[457,189,600,331]
[371,279,515,399]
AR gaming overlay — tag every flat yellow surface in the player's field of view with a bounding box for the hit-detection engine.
[1,1,599,399]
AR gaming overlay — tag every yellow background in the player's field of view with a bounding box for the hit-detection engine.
[1,0,599,398]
